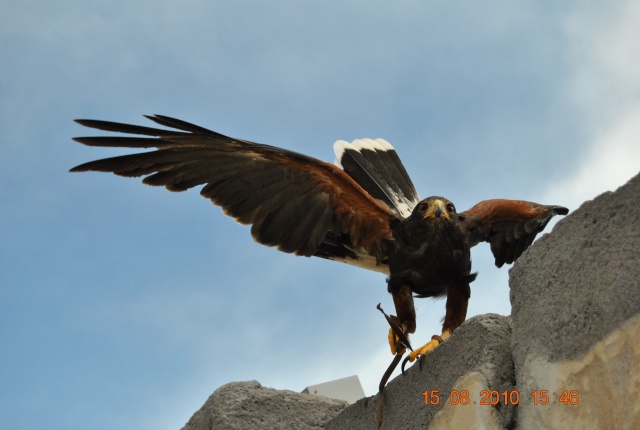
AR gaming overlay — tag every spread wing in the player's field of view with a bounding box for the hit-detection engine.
[71,115,397,262]
[459,199,569,267]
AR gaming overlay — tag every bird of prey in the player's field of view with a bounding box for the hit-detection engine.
[71,115,568,375]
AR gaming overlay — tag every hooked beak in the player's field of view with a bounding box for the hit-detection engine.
[423,199,449,220]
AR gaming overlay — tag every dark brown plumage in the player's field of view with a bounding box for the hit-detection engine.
[71,115,568,377]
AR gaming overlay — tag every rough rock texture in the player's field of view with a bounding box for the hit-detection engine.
[182,172,640,430]
[181,380,348,430]
[513,315,640,429]
[510,172,640,429]
[325,314,514,430]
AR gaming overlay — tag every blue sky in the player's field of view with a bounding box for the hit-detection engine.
[2,1,640,429]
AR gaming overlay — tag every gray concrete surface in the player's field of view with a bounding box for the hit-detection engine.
[181,380,347,430]
[510,171,640,429]
[510,171,640,364]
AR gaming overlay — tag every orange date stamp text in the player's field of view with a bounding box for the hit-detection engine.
[422,389,579,406]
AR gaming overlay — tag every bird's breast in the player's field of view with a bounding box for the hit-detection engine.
[387,220,472,297]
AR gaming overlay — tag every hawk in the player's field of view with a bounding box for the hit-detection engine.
[71,115,568,376]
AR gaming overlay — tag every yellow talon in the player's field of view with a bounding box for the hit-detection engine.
[388,325,408,355]
[406,338,440,362]
[407,329,452,362]
[388,327,396,354]
[401,329,453,374]
[377,303,411,356]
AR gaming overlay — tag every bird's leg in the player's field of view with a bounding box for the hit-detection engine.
[402,283,470,372]
[387,284,416,355]
[377,303,411,390]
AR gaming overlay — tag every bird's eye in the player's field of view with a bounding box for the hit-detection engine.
[447,204,455,213]
[418,203,428,213]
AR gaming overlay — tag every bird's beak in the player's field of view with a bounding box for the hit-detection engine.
[423,199,450,220]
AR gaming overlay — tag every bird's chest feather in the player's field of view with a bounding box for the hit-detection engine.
[387,219,471,297]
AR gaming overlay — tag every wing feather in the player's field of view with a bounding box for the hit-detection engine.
[71,115,396,260]
[459,199,569,267]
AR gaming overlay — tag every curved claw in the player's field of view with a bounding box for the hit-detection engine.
[401,354,412,375]
[418,354,426,370]
[401,333,447,375]
[401,349,428,375]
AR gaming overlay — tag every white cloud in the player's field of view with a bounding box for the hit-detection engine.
[543,114,640,209]
[543,2,640,208]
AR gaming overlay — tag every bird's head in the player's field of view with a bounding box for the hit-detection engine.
[412,196,458,222]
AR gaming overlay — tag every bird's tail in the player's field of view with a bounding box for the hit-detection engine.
[333,139,420,218]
